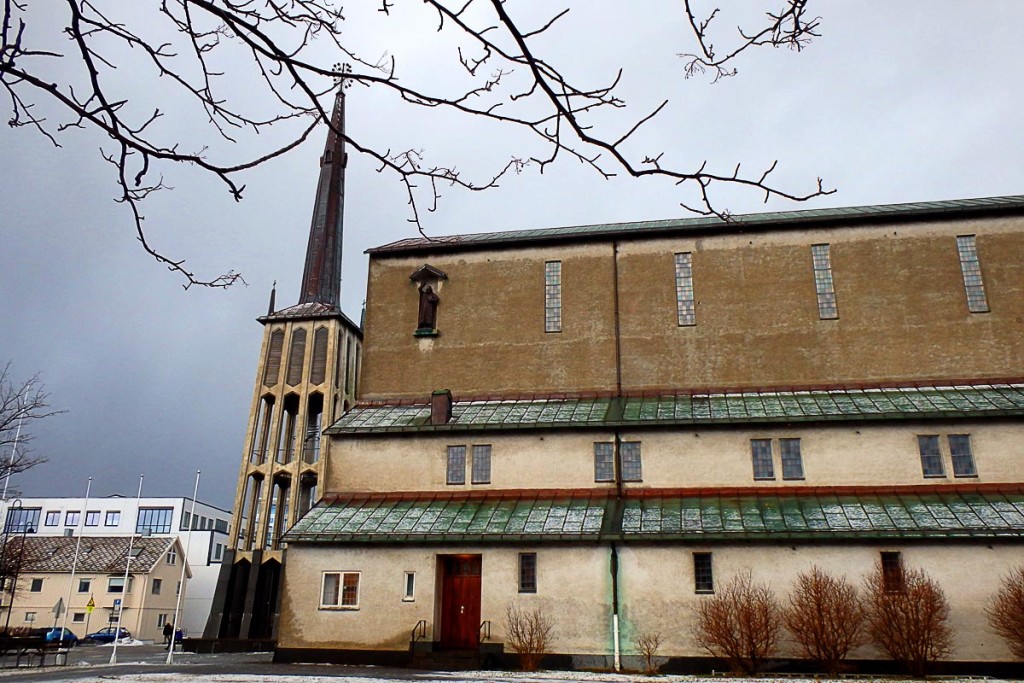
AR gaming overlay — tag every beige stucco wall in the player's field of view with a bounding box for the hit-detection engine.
[616,543,1022,662]
[327,421,1023,493]
[360,217,1024,400]
[279,542,1022,662]
[6,557,187,642]
[278,544,612,655]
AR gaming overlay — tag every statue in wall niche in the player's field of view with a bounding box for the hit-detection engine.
[418,284,440,330]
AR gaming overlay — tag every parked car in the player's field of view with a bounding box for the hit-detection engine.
[27,627,78,646]
[85,626,131,643]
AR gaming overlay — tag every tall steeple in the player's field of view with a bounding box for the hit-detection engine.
[298,87,347,307]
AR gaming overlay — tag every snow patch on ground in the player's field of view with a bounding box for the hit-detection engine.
[99,638,147,647]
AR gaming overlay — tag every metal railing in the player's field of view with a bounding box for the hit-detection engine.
[479,620,491,642]
[411,619,427,643]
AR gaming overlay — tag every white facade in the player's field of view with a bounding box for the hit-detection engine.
[0,495,232,636]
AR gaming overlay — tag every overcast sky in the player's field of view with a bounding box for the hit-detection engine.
[3,2,1024,509]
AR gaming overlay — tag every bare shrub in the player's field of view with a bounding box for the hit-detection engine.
[692,571,782,674]
[784,565,867,675]
[987,566,1024,659]
[503,604,553,671]
[633,630,663,674]
[864,560,952,677]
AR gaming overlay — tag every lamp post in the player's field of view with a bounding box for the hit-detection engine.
[2,501,34,634]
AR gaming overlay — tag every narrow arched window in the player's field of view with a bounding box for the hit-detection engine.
[286,328,307,386]
[310,327,328,385]
[263,330,284,387]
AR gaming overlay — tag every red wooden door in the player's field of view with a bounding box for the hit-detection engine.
[440,555,481,650]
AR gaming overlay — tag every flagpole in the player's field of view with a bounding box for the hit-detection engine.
[1,384,28,501]
[166,470,200,664]
[109,474,143,665]
[58,477,91,645]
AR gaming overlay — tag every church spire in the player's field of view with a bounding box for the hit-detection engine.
[298,86,347,307]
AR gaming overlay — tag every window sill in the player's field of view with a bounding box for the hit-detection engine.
[953,473,979,479]
[782,477,805,481]
[413,328,439,337]
[695,590,715,595]
[753,477,776,481]
[923,474,947,479]
[319,605,359,611]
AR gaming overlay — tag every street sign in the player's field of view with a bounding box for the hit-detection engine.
[113,598,121,610]
[86,597,95,614]
[52,597,64,616]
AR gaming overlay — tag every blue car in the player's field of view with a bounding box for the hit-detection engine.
[85,626,131,643]
[29,627,79,646]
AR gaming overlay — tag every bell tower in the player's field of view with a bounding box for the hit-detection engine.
[205,87,362,640]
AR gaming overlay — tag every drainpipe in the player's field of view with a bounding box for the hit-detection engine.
[610,543,621,671]
[609,240,623,671]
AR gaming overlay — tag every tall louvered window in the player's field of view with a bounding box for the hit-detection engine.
[286,329,307,386]
[956,235,989,312]
[311,327,329,385]
[250,395,274,465]
[278,394,299,464]
[262,330,284,386]
[303,394,323,464]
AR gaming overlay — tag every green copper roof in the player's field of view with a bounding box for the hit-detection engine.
[285,487,1024,544]
[327,384,1024,435]
[368,195,1024,255]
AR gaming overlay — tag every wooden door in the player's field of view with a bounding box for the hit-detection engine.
[439,555,481,650]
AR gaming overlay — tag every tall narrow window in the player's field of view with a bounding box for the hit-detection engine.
[310,327,329,385]
[471,445,492,484]
[594,443,614,483]
[880,551,903,593]
[751,439,775,480]
[544,261,562,332]
[693,552,714,593]
[810,244,838,319]
[263,330,284,387]
[278,394,299,463]
[519,553,537,593]
[250,395,274,465]
[780,438,804,480]
[286,328,307,386]
[621,442,642,482]
[948,434,977,477]
[403,572,416,602]
[341,573,360,607]
[446,446,467,485]
[303,394,324,464]
[674,252,696,326]
[917,435,945,477]
[956,235,989,313]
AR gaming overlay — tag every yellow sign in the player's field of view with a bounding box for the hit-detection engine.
[86,597,95,614]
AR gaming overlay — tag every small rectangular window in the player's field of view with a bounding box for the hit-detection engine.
[956,235,989,313]
[780,438,804,480]
[44,511,60,527]
[811,244,838,319]
[917,435,945,477]
[65,511,80,526]
[157,614,168,627]
[321,572,360,608]
[24,612,36,623]
[85,511,100,527]
[403,571,416,602]
[446,445,466,485]
[105,511,120,526]
[594,443,614,482]
[544,261,562,333]
[78,579,91,593]
[694,552,714,593]
[881,551,903,593]
[108,576,133,593]
[30,578,43,592]
[214,543,223,561]
[167,548,177,565]
[751,439,775,480]
[152,578,162,595]
[471,445,492,484]
[948,434,977,477]
[674,252,696,326]
[519,553,537,593]
[72,612,85,623]
[621,442,642,482]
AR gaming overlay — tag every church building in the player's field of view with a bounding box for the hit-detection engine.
[271,195,1024,672]
[204,89,362,641]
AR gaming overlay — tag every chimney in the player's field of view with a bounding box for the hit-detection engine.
[430,389,453,425]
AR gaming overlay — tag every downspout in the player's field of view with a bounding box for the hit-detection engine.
[609,240,623,671]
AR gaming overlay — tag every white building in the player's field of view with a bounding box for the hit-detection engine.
[0,495,232,636]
